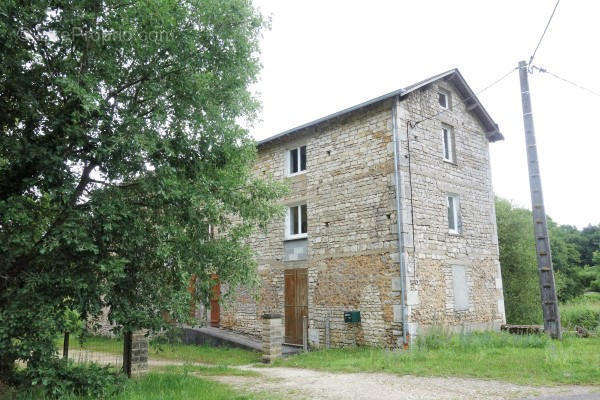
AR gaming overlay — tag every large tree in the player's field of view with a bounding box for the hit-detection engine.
[0,0,284,378]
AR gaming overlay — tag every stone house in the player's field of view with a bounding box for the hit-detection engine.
[219,69,506,348]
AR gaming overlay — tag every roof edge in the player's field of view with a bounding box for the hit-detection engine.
[256,87,406,146]
[257,68,502,146]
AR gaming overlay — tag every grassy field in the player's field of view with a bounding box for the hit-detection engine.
[2,372,276,400]
[59,335,260,366]
[275,331,600,386]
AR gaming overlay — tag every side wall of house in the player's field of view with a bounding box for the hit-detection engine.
[220,100,405,346]
[395,82,506,338]
[220,80,505,346]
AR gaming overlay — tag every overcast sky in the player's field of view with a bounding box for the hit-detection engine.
[250,0,599,229]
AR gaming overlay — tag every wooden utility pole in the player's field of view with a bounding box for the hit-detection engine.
[518,60,562,339]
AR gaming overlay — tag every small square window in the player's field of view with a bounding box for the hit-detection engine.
[287,146,307,175]
[442,125,455,163]
[287,204,308,239]
[447,195,460,234]
[438,90,450,109]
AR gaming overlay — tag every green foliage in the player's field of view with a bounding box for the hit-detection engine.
[580,226,600,266]
[3,371,275,400]
[0,0,284,384]
[560,294,600,331]
[554,270,584,303]
[576,267,600,292]
[495,198,542,324]
[495,197,600,322]
[593,250,600,267]
[13,361,124,399]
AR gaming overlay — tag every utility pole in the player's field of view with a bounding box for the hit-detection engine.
[518,60,562,339]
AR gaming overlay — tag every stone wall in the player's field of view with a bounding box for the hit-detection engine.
[221,79,505,347]
[396,82,506,338]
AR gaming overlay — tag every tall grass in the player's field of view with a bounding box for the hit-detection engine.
[560,292,600,331]
[416,328,549,351]
[3,372,272,400]
[276,330,600,386]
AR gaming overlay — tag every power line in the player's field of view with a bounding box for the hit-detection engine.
[412,66,518,127]
[532,65,600,98]
[528,0,560,66]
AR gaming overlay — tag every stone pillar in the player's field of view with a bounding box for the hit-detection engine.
[123,330,148,377]
[261,313,283,363]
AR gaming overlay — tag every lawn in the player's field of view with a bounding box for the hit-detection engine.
[274,331,600,386]
[59,335,260,366]
[2,372,276,400]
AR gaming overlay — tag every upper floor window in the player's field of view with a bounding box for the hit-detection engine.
[438,89,451,109]
[288,146,307,175]
[447,194,460,234]
[442,125,455,163]
[286,204,307,239]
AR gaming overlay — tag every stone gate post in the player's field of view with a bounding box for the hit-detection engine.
[123,330,148,377]
[261,313,283,363]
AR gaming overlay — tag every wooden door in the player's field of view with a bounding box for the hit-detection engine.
[210,274,220,327]
[284,268,308,345]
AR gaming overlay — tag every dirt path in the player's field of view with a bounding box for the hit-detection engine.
[213,366,600,400]
[72,351,599,399]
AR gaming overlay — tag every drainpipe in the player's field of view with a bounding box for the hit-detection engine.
[391,96,408,347]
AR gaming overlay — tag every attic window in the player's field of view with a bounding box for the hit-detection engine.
[438,89,451,110]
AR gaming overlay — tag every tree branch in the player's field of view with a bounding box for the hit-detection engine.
[6,163,97,280]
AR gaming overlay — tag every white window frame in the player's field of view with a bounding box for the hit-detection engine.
[285,204,308,240]
[442,124,455,163]
[438,89,451,110]
[447,194,460,234]
[286,145,307,176]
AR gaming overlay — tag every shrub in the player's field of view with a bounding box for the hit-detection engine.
[19,360,125,399]
[560,295,600,331]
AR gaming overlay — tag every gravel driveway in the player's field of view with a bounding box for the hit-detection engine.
[71,351,599,399]
[213,366,600,400]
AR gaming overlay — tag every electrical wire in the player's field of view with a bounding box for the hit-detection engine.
[412,66,518,128]
[528,0,560,66]
[532,65,600,98]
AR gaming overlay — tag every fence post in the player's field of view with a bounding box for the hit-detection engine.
[62,332,69,360]
[261,313,283,363]
[123,330,148,377]
[123,331,131,377]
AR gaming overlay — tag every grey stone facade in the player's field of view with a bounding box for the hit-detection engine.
[221,70,506,347]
